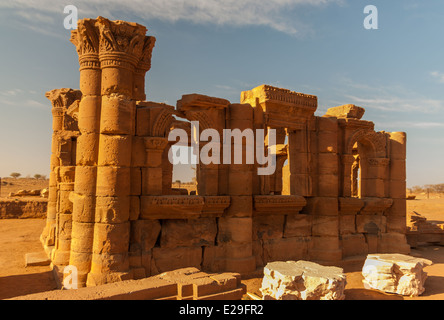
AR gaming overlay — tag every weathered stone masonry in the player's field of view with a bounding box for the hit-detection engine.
[41,17,410,287]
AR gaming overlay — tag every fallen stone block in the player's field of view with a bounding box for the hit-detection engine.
[260,260,346,300]
[25,252,51,267]
[362,253,432,297]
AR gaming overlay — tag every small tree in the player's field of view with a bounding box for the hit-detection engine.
[10,172,21,179]
[34,174,42,180]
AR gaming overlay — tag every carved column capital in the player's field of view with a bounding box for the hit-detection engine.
[96,16,147,68]
[70,19,100,70]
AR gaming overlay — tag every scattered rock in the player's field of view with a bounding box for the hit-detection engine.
[362,253,432,297]
[260,260,346,300]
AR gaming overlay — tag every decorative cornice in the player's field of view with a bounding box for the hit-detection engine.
[254,195,306,215]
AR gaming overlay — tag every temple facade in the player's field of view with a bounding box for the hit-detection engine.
[41,17,409,287]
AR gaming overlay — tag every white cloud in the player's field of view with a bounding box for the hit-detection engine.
[430,71,444,83]
[0,0,344,36]
[330,76,444,114]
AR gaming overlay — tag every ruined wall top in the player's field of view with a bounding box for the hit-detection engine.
[241,84,318,109]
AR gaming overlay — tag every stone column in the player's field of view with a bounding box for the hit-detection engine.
[41,88,81,257]
[218,103,256,273]
[87,17,148,286]
[51,166,75,275]
[69,19,101,287]
[40,106,64,250]
[306,116,341,263]
[382,132,410,253]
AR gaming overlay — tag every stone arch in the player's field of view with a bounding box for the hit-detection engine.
[152,108,175,137]
[346,130,387,157]
[344,130,388,198]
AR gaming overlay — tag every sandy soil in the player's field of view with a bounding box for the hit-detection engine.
[0,219,57,299]
[1,195,443,300]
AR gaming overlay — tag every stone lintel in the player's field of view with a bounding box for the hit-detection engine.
[177,94,230,111]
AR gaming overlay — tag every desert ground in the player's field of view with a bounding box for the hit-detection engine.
[0,177,49,200]
[1,179,443,300]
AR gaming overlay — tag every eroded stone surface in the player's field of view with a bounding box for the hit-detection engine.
[362,253,432,297]
[260,261,346,300]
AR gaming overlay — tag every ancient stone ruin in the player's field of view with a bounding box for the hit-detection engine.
[40,16,410,288]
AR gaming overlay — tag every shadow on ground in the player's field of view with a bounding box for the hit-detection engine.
[0,271,57,300]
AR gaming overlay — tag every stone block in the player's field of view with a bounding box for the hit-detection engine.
[77,95,101,134]
[100,95,135,135]
[362,253,431,296]
[317,131,338,153]
[284,214,312,237]
[301,197,338,216]
[341,233,368,257]
[130,219,161,252]
[76,133,99,166]
[58,213,73,240]
[356,214,386,234]
[101,66,134,97]
[152,247,202,274]
[96,166,131,197]
[131,136,146,167]
[386,215,407,233]
[98,134,132,167]
[90,252,130,274]
[389,132,407,160]
[386,198,407,217]
[135,106,151,137]
[390,159,406,180]
[389,180,407,199]
[74,166,97,196]
[260,260,346,300]
[70,221,94,254]
[224,196,252,218]
[253,215,285,240]
[228,170,252,196]
[92,222,130,255]
[317,153,339,175]
[129,196,140,220]
[312,216,338,237]
[95,196,130,223]
[339,215,356,235]
[361,178,385,198]
[25,252,51,267]
[262,237,311,264]
[71,193,95,223]
[160,218,217,248]
[130,167,142,196]
[217,217,252,243]
[142,167,163,195]
[377,233,410,254]
[228,103,253,120]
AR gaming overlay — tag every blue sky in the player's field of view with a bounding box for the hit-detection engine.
[0,0,443,187]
